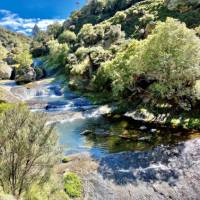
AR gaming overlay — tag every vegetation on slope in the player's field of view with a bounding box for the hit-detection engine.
[30,0,200,129]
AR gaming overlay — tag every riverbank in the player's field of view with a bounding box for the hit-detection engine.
[70,87,200,132]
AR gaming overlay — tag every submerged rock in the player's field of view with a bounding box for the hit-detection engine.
[140,126,148,130]
[81,130,93,135]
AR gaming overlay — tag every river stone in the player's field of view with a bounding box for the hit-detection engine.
[73,98,91,107]
[15,67,36,83]
[81,130,93,135]
[0,62,12,79]
[85,138,200,200]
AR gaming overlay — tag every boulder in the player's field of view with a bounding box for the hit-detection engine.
[5,54,16,65]
[15,67,36,84]
[0,62,12,79]
[80,130,93,135]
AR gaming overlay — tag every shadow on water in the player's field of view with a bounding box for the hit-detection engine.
[96,143,186,185]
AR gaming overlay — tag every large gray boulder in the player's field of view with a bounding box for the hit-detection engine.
[15,67,36,84]
[0,62,12,79]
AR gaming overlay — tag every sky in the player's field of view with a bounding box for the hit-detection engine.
[0,0,86,35]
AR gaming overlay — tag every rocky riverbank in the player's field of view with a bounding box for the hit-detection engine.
[58,138,200,200]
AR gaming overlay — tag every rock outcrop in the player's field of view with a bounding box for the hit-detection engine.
[15,67,36,84]
[0,87,20,103]
[61,138,200,200]
[0,62,12,79]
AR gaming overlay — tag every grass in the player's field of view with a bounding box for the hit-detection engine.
[0,103,15,113]
[63,172,82,198]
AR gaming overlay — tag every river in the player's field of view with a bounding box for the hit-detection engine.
[0,78,199,158]
[1,78,200,199]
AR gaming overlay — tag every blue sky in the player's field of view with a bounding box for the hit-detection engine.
[0,0,86,35]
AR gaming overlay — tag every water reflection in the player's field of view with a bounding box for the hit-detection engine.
[56,115,200,157]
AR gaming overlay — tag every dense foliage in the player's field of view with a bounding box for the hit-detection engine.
[0,105,59,198]
[95,18,200,108]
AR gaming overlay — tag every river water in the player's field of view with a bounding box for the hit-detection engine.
[0,78,199,159]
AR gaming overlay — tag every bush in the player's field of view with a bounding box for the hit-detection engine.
[0,103,14,113]
[25,174,68,200]
[0,43,8,61]
[0,105,59,198]
[14,49,32,67]
[58,30,77,44]
[63,172,82,198]
[144,18,200,103]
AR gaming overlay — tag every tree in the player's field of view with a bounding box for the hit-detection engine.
[96,18,200,107]
[143,18,200,104]
[47,40,69,68]
[0,105,59,198]
[58,30,77,44]
[165,0,200,11]
[47,22,63,39]
[78,24,97,46]
[14,49,32,67]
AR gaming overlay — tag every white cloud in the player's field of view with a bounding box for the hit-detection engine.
[0,9,65,35]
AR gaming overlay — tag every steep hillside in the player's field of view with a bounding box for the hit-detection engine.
[63,0,144,33]
[0,26,31,49]
[31,0,200,129]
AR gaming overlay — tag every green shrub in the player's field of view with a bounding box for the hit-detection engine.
[0,43,8,61]
[14,49,32,67]
[144,18,200,103]
[58,30,77,44]
[0,103,14,113]
[0,105,59,198]
[63,172,82,198]
[188,118,200,129]
[47,40,69,69]
[62,157,71,163]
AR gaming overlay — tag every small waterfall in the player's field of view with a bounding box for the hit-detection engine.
[84,105,116,118]
[26,87,55,98]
